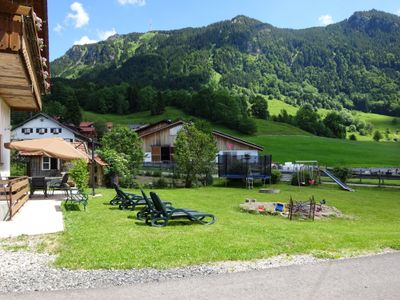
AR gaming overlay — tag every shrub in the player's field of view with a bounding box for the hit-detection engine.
[373,130,383,142]
[152,170,162,177]
[271,169,282,184]
[69,159,89,191]
[236,117,257,135]
[358,129,367,136]
[348,124,357,132]
[332,167,352,183]
[349,134,357,141]
[153,177,168,189]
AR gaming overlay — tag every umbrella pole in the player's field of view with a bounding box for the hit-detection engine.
[91,138,96,196]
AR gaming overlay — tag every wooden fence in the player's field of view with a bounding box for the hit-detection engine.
[0,177,29,221]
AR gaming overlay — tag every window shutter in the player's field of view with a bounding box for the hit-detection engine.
[151,146,161,162]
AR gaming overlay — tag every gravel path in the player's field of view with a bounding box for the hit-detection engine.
[0,249,395,294]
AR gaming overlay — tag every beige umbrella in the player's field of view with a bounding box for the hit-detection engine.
[5,138,89,161]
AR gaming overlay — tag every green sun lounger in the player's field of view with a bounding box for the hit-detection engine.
[147,192,216,227]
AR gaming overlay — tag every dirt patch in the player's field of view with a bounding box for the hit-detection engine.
[240,200,343,219]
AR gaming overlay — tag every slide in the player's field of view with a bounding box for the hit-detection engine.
[321,169,354,192]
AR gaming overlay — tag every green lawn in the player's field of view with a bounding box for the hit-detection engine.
[56,185,400,269]
[247,135,400,167]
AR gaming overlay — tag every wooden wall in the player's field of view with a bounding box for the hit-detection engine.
[141,125,181,153]
[27,157,61,177]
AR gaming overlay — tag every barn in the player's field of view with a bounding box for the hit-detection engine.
[135,120,264,163]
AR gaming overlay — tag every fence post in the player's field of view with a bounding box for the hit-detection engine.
[7,181,13,221]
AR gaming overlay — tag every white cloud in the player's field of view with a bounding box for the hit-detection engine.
[318,15,334,26]
[53,23,63,33]
[98,28,117,40]
[397,9,400,16]
[74,36,97,45]
[118,0,146,6]
[67,2,89,28]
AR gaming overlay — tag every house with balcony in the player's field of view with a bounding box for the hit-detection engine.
[0,0,50,220]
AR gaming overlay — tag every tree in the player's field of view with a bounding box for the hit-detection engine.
[373,130,383,142]
[97,148,131,187]
[175,123,217,188]
[250,95,269,119]
[94,121,107,141]
[138,86,157,111]
[295,104,324,135]
[64,95,82,126]
[101,127,143,175]
[150,91,166,115]
[127,85,140,113]
[323,112,346,139]
[44,101,66,118]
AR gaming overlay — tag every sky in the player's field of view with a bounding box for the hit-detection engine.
[48,0,400,60]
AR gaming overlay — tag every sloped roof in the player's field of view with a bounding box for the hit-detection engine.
[212,130,263,151]
[12,112,89,142]
[137,120,264,151]
[80,121,94,127]
[138,120,184,138]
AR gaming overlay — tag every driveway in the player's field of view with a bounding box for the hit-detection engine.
[4,252,399,300]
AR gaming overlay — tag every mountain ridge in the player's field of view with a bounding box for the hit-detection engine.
[50,9,400,117]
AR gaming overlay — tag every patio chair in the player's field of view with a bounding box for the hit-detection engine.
[48,173,69,196]
[109,183,142,205]
[30,177,47,198]
[136,189,174,221]
[148,192,216,227]
[113,184,147,210]
[65,185,88,211]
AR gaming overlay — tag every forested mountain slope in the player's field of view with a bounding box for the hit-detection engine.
[51,10,400,117]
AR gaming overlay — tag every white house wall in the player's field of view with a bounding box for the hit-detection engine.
[0,96,10,177]
[12,117,75,141]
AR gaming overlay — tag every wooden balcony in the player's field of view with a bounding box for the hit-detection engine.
[0,176,29,221]
[0,0,50,111]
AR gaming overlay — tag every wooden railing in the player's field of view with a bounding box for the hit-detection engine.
[0,177,29,221]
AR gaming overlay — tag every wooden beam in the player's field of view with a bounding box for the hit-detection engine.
[0,83,31,90]
[0,1,32,16]
[0,74,27,80]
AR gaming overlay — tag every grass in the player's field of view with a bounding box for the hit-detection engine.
[83,106,400,166]
[268,99,400,141]
[55,185,400,269]
[247,135,400,167]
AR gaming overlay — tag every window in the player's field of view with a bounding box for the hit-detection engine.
[51,128,62,134]
[22,128,33,135]
[42,157,59,170]
[36,128,47,135]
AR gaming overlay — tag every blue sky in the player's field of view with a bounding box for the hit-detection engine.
[49,0,400,60]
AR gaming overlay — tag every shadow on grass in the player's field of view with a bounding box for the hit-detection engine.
[63,203,82,211]
[132,219,210,227]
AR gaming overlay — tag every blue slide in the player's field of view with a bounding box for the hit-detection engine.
[321,169,354,192]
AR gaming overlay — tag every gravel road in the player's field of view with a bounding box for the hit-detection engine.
[0,249,326,294]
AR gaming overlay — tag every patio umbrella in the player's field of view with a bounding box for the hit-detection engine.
[5,138,89,161]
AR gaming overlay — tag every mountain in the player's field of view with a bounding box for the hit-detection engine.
[51,10,400,117]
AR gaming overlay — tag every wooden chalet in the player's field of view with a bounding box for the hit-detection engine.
[135,120,263,163]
